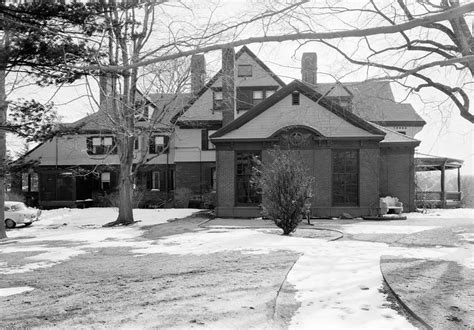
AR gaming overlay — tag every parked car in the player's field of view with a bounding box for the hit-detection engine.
[4,201,41,229]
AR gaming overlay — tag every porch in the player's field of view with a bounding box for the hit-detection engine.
[415,154,464,208]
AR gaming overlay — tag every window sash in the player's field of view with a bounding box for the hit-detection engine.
[235,151,261,205]
[152,171,160,190]
[332,150,359,206]
[237,65,252,77]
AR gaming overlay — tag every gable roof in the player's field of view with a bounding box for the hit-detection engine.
[64,91,189,133]
[211,80,386,140]
[316,80,426,126]
[372,123,420,146]
[172,45,286,123]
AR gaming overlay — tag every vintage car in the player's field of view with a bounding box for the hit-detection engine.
[4,201,41,229]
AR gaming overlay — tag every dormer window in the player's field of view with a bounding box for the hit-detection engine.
[237,65,252,77]
[87,136,116,155]
[292,92,300,105]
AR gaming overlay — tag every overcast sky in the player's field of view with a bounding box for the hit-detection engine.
[6,0,473,175]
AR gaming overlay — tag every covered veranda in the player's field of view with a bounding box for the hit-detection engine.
[415,153,464,208]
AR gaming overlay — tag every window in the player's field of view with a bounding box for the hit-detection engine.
[135,102,154,121]
[30,173,38,192]
[292,92,300,105]
[237,64,252,77]
[152,171,160,190]
[87,136,116,155]
[236,151,261,205]
[253,90,264,105]
[101,172,111,190]
[134,137,140,150]
[22,173,29,192]
[332,150,359,206]
[149,136,168,154]
[211,167,217,191]
[236,88,278,111]
[213,91,224,110]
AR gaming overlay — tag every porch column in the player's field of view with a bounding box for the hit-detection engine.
[440,161,446,208]
[457,167,461,193]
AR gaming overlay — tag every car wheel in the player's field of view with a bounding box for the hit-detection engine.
[5,219,16,229]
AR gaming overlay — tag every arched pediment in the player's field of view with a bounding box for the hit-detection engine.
[271,126,325,147]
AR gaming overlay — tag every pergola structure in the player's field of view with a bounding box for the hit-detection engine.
[415,153,464,208]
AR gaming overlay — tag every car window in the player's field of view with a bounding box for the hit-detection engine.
[4,206,10,211]
[10,203,27,211]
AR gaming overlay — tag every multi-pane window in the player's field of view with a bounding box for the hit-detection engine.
[149,136,168,154]
[86,136,116,155]
[237,88,278,111]
[152,171,160,190]
[21,172,38,192]
[101,172,111,190]
[332,150,359,206]
[213,91,224,110]
[237,64,252,77]
[252,91,264,105]
[236,151,261,205]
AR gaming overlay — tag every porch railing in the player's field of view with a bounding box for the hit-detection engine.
[416,190,462,208]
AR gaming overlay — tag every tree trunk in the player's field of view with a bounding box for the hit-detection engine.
[0,11,8,239]
[0,65,6,239]
[116,135,135,224]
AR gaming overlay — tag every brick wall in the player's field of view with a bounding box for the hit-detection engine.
[175,162,215,196]
[216,151,235,210]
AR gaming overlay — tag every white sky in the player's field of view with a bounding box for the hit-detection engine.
[6,0,474,174]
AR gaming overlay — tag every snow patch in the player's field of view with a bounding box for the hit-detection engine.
[0,286,34,296]
[407,208,474,219]
[342,225,438,234]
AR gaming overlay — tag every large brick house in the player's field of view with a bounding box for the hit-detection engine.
[17,46,427,216]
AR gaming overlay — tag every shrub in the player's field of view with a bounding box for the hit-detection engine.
[104,187,145,209]
[253,148,315,235]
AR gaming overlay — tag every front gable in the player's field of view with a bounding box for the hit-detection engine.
[177,46,285,123]
[211,80,385,142]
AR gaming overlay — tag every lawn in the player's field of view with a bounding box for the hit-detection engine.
[0,207,472,329]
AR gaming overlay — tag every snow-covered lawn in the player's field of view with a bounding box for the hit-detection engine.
[1,207,472,329]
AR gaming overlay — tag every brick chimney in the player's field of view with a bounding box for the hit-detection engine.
[190,54,206,96]
[221,47,235,127]
[301,52,317,85]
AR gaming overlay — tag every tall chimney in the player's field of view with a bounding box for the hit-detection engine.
[301,52,317,85]
[221,47,235,126]
[191,54,206,96]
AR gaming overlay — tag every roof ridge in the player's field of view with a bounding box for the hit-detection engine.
[212,79,386,139]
